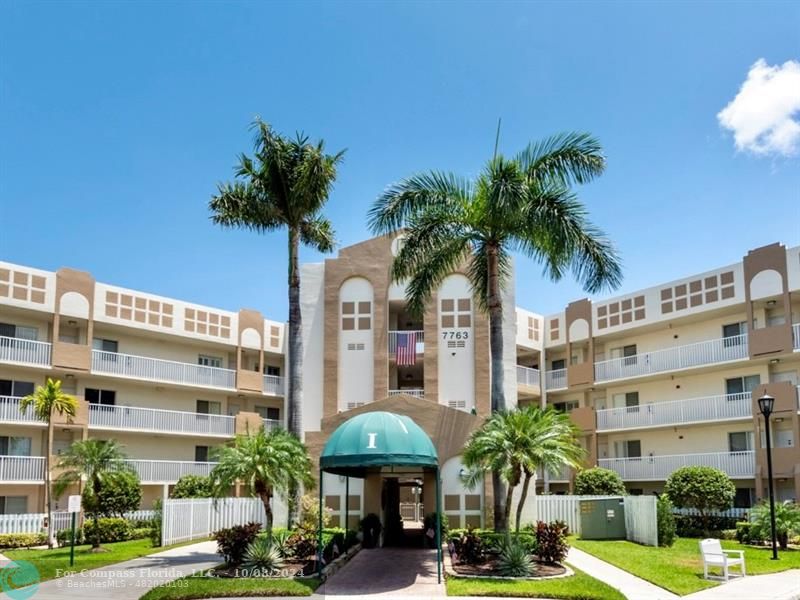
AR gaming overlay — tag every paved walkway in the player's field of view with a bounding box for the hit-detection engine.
[0,540,219,600]
[566,547,679,600]
[684,568,800,600]
[316,547,445,597]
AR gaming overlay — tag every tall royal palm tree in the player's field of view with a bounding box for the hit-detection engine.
[209,427,313,539]
[461,406,585,532]
[209,119,345,440]
[55,438,130,549]
[20,378,78,547]
[369,132,621,531]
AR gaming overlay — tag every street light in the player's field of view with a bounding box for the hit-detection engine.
[757,393,778,560]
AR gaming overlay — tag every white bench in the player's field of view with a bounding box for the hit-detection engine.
[699,538,746,581]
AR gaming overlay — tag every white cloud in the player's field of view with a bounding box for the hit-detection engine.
[717,59,800,157]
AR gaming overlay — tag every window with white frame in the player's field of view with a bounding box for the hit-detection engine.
[0,496,27,514]
[0,436,32,456]
[198,355,223,368]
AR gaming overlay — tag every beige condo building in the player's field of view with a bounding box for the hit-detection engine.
[1,237,799,529]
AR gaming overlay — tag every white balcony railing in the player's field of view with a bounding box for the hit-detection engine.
[0,456,45,482]
[388,330,425,355]
[0,336,51,367]
[91,350,236,390]
[536,464,572,482]
[545,368,567,390]
[388,389,424,399]
[793,323,800,350]
[517,366,541,388]
[0,396,42,425]
[599,451,755,481]
[124,459,218,483]
[263,418,282,431]
[596,392,752,432]
[594,334,749,383]
[89,404,235,437]
[263,375,284,396]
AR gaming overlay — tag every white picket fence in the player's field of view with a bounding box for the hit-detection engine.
[674,507,750,518]
[0,509,156,535]
[161,497,288,546]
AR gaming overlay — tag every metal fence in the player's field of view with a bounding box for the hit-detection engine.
[0,510,156,535]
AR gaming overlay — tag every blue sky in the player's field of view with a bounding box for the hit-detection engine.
[1,1,798,319]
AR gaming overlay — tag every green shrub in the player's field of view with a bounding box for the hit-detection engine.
[735,521,763,544]
[299,493,332,531]
[84,517,133,543]
[720,529,738,540]
[241,537,285,574]
[497,537,534,577]
[480,531,537,554]
[149,499,162,547]
[574,468,627,496]
[96,470,142,517]
[451,528,485,565]
[656,494,676,547]
[665,467,735,534]
[0,533,48,548]
[170,474,214,499]
[214,522,262,565]
[57,527,85,547]
[751,501,800,550]
[535,520,569,564]
[674,514,738,538]
[131,527,152,540]
[285,529,316,559]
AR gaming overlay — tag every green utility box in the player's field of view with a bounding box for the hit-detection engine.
[579,498,626,540]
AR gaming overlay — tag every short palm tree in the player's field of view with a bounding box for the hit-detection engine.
[209,119,345,440]
[369,132,621,531]
[19,378,78,547]
[209,427,314,538]
[752,500,800,550]
[461,406,585,532]
[54,438,130,549]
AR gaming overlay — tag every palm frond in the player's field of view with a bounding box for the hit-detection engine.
[299,215,336,253]
[515,132,606,186]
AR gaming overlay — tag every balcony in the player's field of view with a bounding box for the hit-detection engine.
[545,368,567,390]
[596,392,752,432]
[263,375,284,396]
[516,366,541,388]
[599,450,755,481]
[88,404,235,437]
[388,330,424,355]
[793,323,800,350]
[91,350,237,390]
[124,459,218,483]
[263,418,282,431]
[0,397,43,426]
[594,334,749,383]
[0,456,45,482]
[0,336,51,368]
[536,464,572,482]
[388,389,424,399]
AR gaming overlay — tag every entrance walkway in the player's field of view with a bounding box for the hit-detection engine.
[0,540,219,600]
[684,568,800,600]
[317,547,445,597]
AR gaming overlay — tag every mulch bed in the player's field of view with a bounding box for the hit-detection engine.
[452,558,566,578]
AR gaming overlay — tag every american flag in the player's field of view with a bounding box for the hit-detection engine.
[396,331,417,366]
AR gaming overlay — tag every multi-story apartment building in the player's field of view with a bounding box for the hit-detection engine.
[1,237,798,530]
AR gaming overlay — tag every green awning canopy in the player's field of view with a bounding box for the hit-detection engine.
[320,411,438,476]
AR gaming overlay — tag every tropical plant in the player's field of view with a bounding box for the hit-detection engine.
[214,522,262,565]
[461,406,585,532]
[751,500,800,550]
[54,438,130,549]
[298,492,332,531]
[209,427,313,539]
[209,120,345,442]
[497,537,535,577]
[452,528,485,565]
[96,470,142,517]
[242,536,286,574]
[535,520,569,564]
[171,474,214,499]
[574,467,627,496]
[19,378,78,547]
[656,494,676,547]
[369,132,621,531]
[664,466,735,534]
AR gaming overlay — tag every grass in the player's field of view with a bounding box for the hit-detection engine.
[571,537,800,595]
[140,572,320,600]
[445,566,626,600]
[4,538,202,582]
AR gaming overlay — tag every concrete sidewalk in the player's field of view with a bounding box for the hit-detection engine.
[683,568,800,600]
[1,540,219,600]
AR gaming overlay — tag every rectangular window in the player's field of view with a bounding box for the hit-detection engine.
[623,344,637,366]
[0,380,34,397]
[734,488,754,509]
[615,440,641,458]
[92,338,118,353]
[196,400,221,415]
[198,355,222,368]
[85,388,116,406]
[723,322,747,347]
[553,401,578,413]
[0,496,27,514]
[725,375,760,396]
[551,359,566,371]
[254,406,280,421]
[195,446,209,462]
[728,431,753,452]
[0,323,37,341]
[0,437,32,456]
[265,365,281,377]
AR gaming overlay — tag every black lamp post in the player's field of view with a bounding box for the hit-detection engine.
[757,393,778,560]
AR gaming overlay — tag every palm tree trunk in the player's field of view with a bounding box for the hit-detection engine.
[287,227,303,527]
[261,492,274,540]
[487,243,507,532]
[503,481,515,533]
[515,471,534,533]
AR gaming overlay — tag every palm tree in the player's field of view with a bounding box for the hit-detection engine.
[461,406,585,533]
[369,132,621,531]
[209,427,313,539]
[20,378,78,547]
[54,438,130,550]
[209,119,345,441]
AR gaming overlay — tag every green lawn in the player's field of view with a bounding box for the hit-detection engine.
[140,572,320,600]
[446,566,625,600]
[4,538,203,582]
[571,537,800,595]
